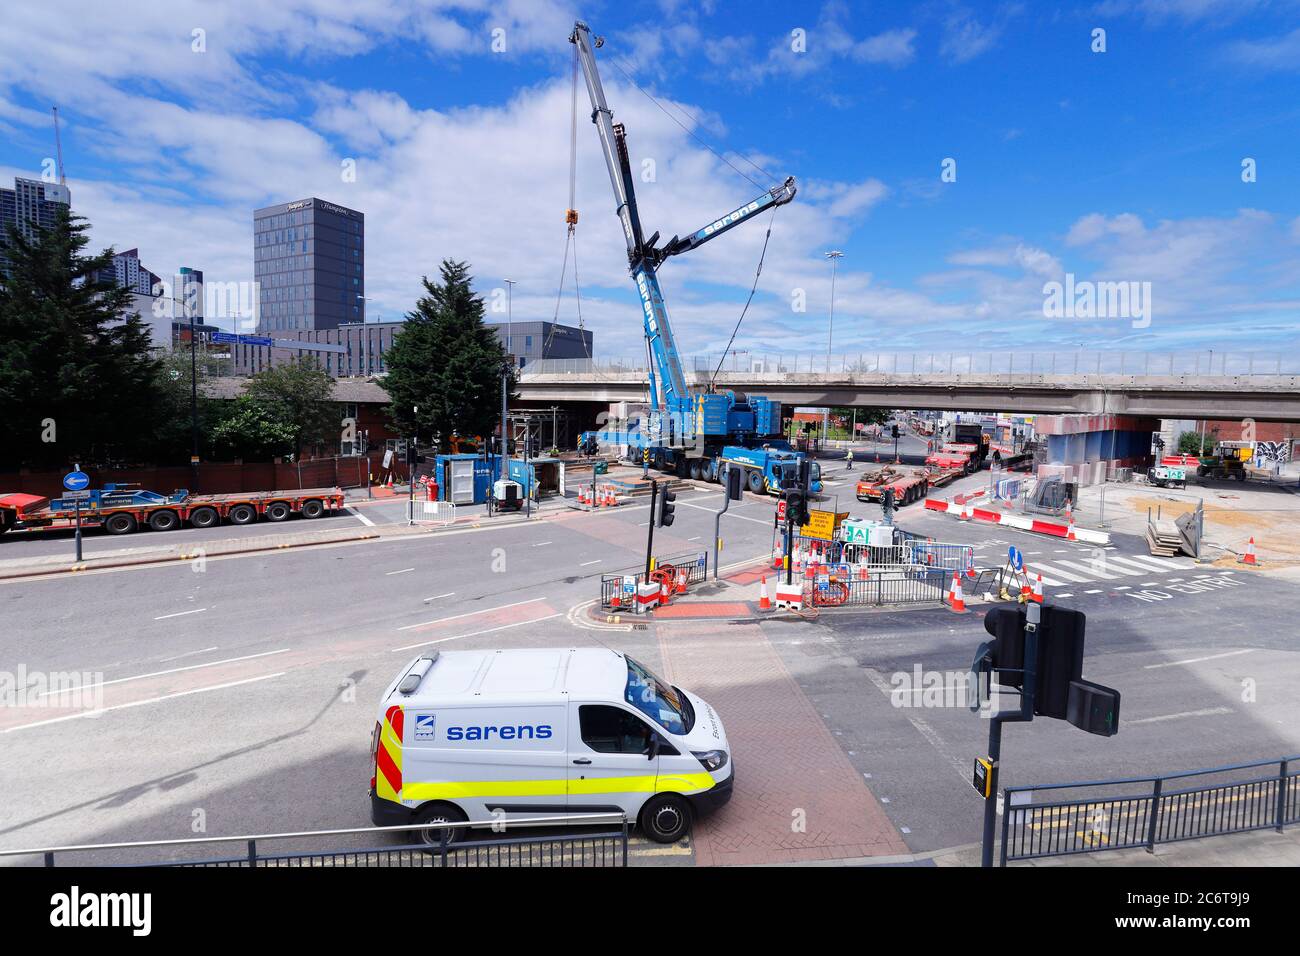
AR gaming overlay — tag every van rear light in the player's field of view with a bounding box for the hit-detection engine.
[370,720,381,757]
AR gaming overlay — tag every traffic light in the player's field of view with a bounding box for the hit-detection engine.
[891,424,900,439]
[981,603,1113,727]
[784,488,808,527]
[656,486,676,527]
[725,464,743,501]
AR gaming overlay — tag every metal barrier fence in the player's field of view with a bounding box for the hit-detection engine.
[1001,756,1300,865]
[3,814,629,868]
[600,551,709,608]
[804,564,952,607]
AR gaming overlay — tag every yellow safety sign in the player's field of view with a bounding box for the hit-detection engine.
[799,509,848,541]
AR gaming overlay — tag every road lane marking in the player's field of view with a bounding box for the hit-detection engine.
[1145,649,1254,670]
[9,673,287,732]
[1119,553,1197,572]
[679,500,770,524]
[1084,589,1103,594]
[346,506,376,527]
[1052,559,1122,580]
[385,568,415,576]
[392,613,562,652]
[37,648,293,698]
[532,541,553,547]
[396,597,548,632]
[154,608,208,621]
[158,646,218,663]
[1113,585,1130,591]
[422,592,456,603]
[1127,707,1233,725]
[579,559,602,566]
[1107,555,1178,576]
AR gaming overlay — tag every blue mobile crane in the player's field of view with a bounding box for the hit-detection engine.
[570,21,819,496]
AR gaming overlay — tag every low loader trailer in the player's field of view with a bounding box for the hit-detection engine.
[0,484,347,537]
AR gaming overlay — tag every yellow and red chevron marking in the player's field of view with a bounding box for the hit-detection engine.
[375,704,403,802]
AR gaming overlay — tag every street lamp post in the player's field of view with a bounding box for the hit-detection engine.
[500,279,515,487]
[824,250,844,443]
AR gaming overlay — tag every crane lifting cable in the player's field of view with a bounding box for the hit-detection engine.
[548,42,594,368]
[709,206,778,391]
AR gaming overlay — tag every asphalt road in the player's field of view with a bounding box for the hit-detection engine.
[1,462,1292,866]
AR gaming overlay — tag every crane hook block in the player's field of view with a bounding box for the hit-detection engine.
[565,209,579,225]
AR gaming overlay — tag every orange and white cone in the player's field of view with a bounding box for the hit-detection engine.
[676,568,688,595]
[1031,573,1044,603]
[758,576,772,610]
[1067,509,1077,542]
[958,502,971,521]
[947,571,967,613]
[1240,537,1259,566]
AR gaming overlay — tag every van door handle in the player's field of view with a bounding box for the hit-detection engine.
[572,758,592,765]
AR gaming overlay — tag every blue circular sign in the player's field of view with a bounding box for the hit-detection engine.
[63,471,89,492]
[1008,546,1023,570]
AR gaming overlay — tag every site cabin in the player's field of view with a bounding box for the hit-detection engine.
[0,484,347,536]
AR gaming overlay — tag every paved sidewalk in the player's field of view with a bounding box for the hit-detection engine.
[655,619,908,865]
[927,824,1300,867]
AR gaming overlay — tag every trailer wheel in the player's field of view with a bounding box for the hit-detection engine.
[265,501,291,522]
[300,499,324,519]
[189,507,219,529]
[228,504,257,526]
[147,510,180,532]
[747,470,763,494]
[104,513,138,535]
[688,459,703,481]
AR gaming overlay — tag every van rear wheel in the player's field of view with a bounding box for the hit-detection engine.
[640,793,692,844]
[413,803,467,849]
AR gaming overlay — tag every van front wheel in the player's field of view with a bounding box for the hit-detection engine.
[640,793,693,844]
[413,802,467,849]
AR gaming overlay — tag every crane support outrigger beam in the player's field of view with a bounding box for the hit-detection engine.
[569,20,796,436]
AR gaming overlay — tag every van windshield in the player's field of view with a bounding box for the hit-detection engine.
[625,657,693,735]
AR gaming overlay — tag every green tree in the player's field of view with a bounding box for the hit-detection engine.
[210,395,298,461]
[0,209,162,469]
[384,259,515,449]
[152,351,221,462]
[1177,430,1209,456]
[243,358,338,459]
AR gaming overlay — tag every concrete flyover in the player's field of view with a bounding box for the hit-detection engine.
[518,351,1300,421]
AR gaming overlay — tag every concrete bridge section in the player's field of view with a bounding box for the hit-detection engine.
[517,353,1300,421]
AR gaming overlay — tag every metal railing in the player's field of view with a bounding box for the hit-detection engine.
[600,551,709,608]
[805,564,951,607]
[1001,756,1300,865]
[523,350,1299,379]
[1,814,629,868]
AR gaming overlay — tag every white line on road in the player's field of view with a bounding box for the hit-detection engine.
[1084,589,1103,594]
[1057,593,1073,598]
[1127,707,1234,726]
[579,559,603,566]
[38,648,293,698]
[392,613,562,652]
[396,597,547,632]
[679,500,770,524]
[385,568,415,576]
[153,608,208,621]
[346,506,375,527]
[688,536,701,541]
[1113,585,1130,590]
[532,541,553,547]
[11,673,287,732]
[422,592,456,603]
[1144,649,1255,670]
[158,646,218,663]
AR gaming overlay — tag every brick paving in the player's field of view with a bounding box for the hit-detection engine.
[651,601,751,619]
[655,620,908,866]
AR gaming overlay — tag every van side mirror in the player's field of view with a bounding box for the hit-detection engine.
[647,735,660,760]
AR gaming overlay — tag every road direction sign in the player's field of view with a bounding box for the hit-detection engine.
[63,471,89,492]
[1008,546,1023,571]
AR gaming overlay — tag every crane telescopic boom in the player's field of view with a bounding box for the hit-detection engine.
[569,20,796,437]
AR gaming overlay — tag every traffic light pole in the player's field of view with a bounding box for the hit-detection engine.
[981,604,1039,868]
[645,480,658,578]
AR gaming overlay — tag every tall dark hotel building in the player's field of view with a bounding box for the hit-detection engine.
[253,197,364,332]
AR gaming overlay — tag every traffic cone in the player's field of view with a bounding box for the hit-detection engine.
[1031,574,1044,603]
[660,579,671,605]
[1067,509,1077,542]
[1019,575,1032,601]
[611,590,621,609]
[857,562,870,581]
[947,571,967,613]
[676,568,688,595]
[958,502,970,521]
[1240,537,1259,566]
[758,576,772,610]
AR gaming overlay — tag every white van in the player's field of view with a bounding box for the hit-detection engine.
[369,647,733,844]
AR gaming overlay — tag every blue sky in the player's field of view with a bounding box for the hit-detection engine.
[1,0,1298,359]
